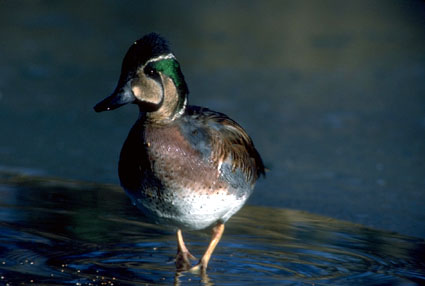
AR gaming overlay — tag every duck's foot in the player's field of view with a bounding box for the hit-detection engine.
[175,249,197,271]
[175,229,197,271]
[189,222,225,273]
[188,259,207,273]
[176,222,225,272]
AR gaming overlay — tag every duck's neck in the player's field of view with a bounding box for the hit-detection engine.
[143,76,187,124]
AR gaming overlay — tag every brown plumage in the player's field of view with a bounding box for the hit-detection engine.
[186,106,265,185]
[94,33,265,273]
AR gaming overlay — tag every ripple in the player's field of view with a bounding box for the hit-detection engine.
[0,173,424,285]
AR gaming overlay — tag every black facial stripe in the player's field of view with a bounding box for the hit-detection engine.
[144,63,161,81]
[137,100,162,112]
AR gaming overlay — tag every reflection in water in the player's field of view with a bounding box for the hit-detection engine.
[0,172,424,285]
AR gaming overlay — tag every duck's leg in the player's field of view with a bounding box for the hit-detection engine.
[175,229,197,271]
[190,222,225,272]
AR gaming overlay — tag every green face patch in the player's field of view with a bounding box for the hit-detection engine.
[153,58,184,88]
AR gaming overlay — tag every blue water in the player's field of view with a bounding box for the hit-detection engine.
[0,1,425,284]
[0,172,424,285]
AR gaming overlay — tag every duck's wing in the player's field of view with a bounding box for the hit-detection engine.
[186,106,265,185]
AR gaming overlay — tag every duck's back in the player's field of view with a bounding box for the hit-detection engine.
[119,105,264,230]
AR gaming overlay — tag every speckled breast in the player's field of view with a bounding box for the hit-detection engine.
[119,120,253,230]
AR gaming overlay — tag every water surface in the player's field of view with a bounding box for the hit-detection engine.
[0,172,424,285]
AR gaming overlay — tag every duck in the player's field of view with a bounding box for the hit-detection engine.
[94,33,265,272]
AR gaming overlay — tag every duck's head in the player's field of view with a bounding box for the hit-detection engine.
[94,33,189,122]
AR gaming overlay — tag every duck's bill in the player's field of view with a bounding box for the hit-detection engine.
[93,89,135,112]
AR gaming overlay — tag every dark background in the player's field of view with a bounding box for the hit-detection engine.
[1,0,424,237]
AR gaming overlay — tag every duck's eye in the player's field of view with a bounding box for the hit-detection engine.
[144,66,158,77]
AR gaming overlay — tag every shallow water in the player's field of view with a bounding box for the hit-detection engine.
[0,172,424,285]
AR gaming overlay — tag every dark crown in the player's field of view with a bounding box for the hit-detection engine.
[122,33,171,72]
[118,33,189,96]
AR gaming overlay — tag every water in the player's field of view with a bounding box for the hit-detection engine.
[0,172,424,285]
[0,2,425,283]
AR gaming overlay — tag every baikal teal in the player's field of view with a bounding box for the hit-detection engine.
[93,32,265,273]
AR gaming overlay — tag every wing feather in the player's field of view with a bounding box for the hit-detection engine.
[187,106,265,184]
